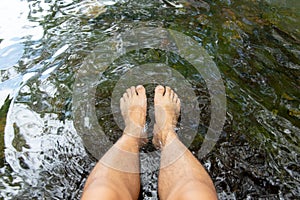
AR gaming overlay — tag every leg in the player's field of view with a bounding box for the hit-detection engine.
[81,85,147,200]
[153,85,218,200]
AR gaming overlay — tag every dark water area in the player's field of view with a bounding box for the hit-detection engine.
[0,0,299,199]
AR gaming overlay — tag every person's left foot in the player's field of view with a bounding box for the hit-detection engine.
[120,85,147,141]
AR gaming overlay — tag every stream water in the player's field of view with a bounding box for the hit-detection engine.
[0,0,299,199]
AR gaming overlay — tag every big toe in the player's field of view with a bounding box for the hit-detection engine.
[136,85,146,96]
[155,85,165,99]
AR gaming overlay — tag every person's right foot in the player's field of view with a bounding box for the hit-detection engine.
[152,85,180,148]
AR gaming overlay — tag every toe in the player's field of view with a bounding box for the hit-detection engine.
[120,97,125,104]
[126,88,132,97]
[155,85,165,97]
[173,93,178,102]
[170,89,175,100]
[165,86,171,97]
[130,86,137,96]
[176,98,181,113]
[136,85,146,96]
[120,97,125,108]
[123,92,128,100]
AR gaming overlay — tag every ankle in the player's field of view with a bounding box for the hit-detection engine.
[162,130,177,147]
[123,126,147,146]
[124,124,145,136]
[154,125,177,147]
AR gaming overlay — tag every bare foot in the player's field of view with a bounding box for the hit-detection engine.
[152,85,180,148]
[120,85,147,143]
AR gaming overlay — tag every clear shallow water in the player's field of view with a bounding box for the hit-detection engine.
[0,0,299,199]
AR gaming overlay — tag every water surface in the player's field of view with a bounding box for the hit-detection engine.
[0,0,299,199]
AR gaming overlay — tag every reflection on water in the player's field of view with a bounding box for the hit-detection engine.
[0,0,299,199]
